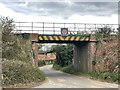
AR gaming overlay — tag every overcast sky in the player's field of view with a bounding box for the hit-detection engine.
[0,0,119,24]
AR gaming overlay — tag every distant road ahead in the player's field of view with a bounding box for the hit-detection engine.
[35,65,118,88]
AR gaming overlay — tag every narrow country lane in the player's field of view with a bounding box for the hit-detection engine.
[35,65,118,88]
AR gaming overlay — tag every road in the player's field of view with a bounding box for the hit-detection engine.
[35,65,118,88]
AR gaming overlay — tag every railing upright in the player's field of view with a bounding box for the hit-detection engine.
[43,22,44,34]
[19,22,21,33]
[53,23,55,34]
[84,24,86,31]
[74,23,76,34]
[31,22,33,33]
[64,23,65,28]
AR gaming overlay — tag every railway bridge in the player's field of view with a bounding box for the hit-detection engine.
[13,22,118,72]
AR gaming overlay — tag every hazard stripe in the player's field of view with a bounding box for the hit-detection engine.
[49,36,54,40]
[59,36,64,40]
[85,37,89,41]
[65,36,70,40]
[39,36,43,40]
[54,36,59,40]
[70,36,75,41]
[38,35,90,41]
[80,37,85,41]
[43,36,48,40]
[76,36,80,41]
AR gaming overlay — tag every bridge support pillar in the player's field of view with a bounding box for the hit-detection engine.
[73,41,96,72]
[32,42,38,67]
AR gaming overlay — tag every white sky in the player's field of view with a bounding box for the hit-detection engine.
[0,2,118,24]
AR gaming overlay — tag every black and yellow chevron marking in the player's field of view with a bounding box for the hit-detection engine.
[38,35,90,41]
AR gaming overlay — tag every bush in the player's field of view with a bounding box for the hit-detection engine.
[2,60,45,86]
[61,64,75,74]
[89,72,119,83]
[53,63,75,74]
[38,60,46,67]
[89,72,100,79]
[53,63,62,70]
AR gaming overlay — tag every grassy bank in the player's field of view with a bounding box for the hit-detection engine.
[2,60,45,87]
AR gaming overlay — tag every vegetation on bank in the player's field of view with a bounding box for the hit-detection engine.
[1,17,45,87]
[2,60,45,85]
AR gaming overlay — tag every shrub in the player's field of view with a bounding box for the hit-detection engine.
[61,64,75,74]
[53,63,62,70]
[89,72,100,79]
[89,72,119,83]
[38,60,46,67]
[53,63,75,74]
[2,60,45,86]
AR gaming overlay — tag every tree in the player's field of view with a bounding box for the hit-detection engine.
[1,17,21,60]
[52,44,73,67]
[1,16,32,63]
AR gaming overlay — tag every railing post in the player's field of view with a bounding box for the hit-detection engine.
[85,24,86,34]
[31,22,33,33]
[53,23,55,34]
[43,22,44,34]
[74,23,76,34]
[19,22,21,33]
[64,23,65,28]
[94,24,96,34]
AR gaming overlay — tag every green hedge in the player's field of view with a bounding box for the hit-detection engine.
[2,60,45,86]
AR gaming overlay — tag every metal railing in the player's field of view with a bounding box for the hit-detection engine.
[13,22,119,35]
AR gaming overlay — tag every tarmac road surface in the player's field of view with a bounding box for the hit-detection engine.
[35,65,118,88]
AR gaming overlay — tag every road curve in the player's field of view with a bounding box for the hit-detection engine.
[35,65,118,88]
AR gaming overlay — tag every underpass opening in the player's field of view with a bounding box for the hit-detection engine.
[32,36,94,73]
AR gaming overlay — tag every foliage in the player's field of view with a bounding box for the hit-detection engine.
[53,63,75,74]
[1,17,32,63]
[53,62,62,70]
[61,64,75,74]
[89,72,119,83]
[2,60,45,86]
[38,60,46,67]
[95,26,114,40]
[52,44,73,67]
[92,60,96,66]
[1,16,45,86]
[1,17,20,60]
